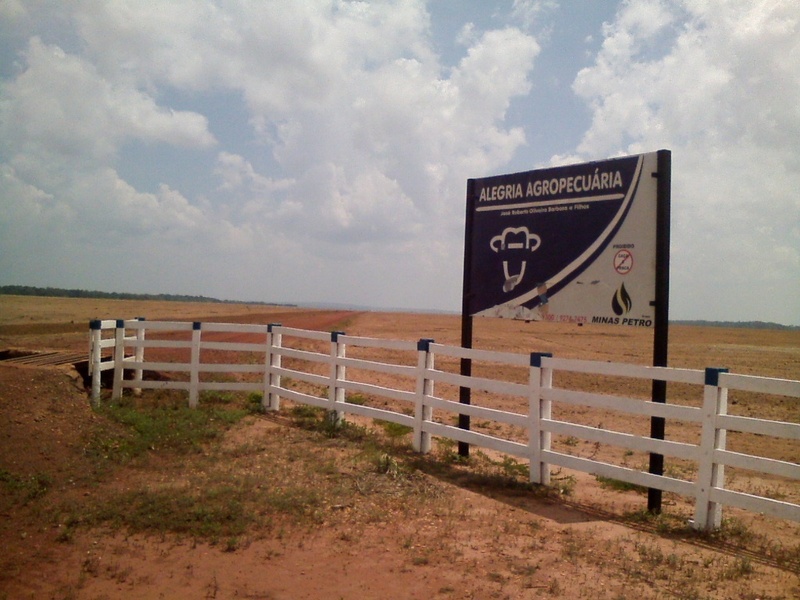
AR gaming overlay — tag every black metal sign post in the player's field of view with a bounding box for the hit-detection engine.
[459,178,476,457]
[647,149,672,513]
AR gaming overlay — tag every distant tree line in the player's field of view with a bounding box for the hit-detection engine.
[0,285,293,307]
[1,286,794,329]
[671,319,797,331]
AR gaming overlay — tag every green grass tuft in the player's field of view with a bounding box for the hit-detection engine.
[0,468,52,503]
[595,475,648,494]
[87,396,249,463]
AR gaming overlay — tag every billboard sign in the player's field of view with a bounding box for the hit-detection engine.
[466,152,661,326]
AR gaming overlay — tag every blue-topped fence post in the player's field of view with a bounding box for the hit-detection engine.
[264,323,282,411]
[328,331,346,427]
[528,352,553,485]
[694,367,729,530]
[414,339,435,453]
[111,319,126,401]
[89,319,102,406]
[189,322,202,408]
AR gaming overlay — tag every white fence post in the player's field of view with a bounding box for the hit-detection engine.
[90,319,102,406]
[529,352,552,485]
[328,331,346,426]
[264,323,282,411]
[541,361,553,486]
[189,322,201,408]
[694,367,729,530]
[111,319,126,401]
[414,339,435,453]
[133,317,145,396]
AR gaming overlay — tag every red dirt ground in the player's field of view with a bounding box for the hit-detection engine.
[0,297,798,599]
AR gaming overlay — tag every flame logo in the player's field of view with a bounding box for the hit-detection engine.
[611,283,633,316]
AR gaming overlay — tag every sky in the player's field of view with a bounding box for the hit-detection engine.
[0,0,798,325]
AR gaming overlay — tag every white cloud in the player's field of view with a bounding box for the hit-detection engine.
[207,12,540,256]
[0,0,26,20]
[2,1,796,323]
[511,0,558,31]
[0,30,230,293]
[0,1,542,309]
[1,36,215,175]
[214,152,294,196]
[567,0,800,324]
[452,28,540,120]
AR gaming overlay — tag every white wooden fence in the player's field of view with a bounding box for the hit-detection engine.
[88,318,144,404]
[91,319,800,531]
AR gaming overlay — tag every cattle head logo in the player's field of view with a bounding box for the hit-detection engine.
[490,227,542,292]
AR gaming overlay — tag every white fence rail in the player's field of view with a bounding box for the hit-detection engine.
[91,319,800,531]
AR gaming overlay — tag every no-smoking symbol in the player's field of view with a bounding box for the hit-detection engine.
[614,249,633,274]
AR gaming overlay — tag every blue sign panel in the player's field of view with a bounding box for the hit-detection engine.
[467,152,659,326]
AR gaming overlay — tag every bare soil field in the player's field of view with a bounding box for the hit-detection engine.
[0,295,798,599]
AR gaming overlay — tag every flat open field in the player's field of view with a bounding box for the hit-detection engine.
[1,295,798,599]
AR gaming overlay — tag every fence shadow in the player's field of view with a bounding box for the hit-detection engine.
[403,450,800,575]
